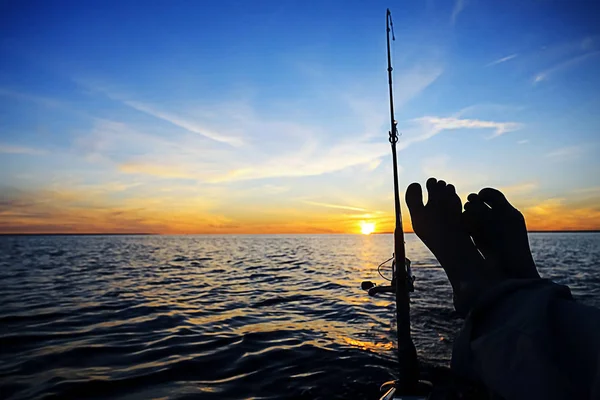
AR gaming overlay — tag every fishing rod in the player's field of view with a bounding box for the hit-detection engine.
[385,8,419,395]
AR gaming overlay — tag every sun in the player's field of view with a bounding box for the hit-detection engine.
[360,221,375,235]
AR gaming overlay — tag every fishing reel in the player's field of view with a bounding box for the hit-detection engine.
[361,257,415,296]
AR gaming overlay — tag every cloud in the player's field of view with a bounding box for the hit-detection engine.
[77,112,388,185]
[341,64,443,137]
[75,108,390,184]
[518,139,529,144]
[486,54,518,67]
[74,118,233,180]
[0,144,46,155]
[303,201,371,213]
[412,116,523,140]
[0,187,159,234]
[573,186,600,195]
[366,158,382,171]
[533,51,600,84]
[453,103,521,118]
[500,182,539,195]
[207,138,389,183]
[0,185,234,234]
[393,66,444,107]
[122,100,244,147]
[77,181,142,194]
[522,198,600,231]
[118,162,196,179]
[546,145,585,160]
[76,80,243,147]
[451,0,466,24]
[74,55,444,184]
[248,184,290,195]
[74,118,175,163]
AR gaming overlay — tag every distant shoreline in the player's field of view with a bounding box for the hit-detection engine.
[1,231,599,236]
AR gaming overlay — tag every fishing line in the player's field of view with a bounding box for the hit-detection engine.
[378,256,394,281]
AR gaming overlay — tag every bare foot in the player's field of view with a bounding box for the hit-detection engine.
[406,178,501,314]
[463,188,539,279]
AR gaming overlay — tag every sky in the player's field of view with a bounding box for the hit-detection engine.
[1,0,599,234]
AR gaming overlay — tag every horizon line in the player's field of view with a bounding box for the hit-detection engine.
[1,230,599,236]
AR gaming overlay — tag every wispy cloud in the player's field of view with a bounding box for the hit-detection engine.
[75,118,178,163]
[122,100,244,147]
[486,54,518,67]
[412,116,522,140]
[76,104,389,184]
[342,64,443,136]
[451,0,466,25]
[518,139,529,144]
[533,51,600,84]
[454,103,526,120]
[208,138,389,183]
[573,186,600,195]
[546,145,585,159]
[0,144,46,155]
[500,182,539,195]
[76,80,244,147]
[0,185,235,234]
[258,184,290,195]
[303,201,372,213]
[72,52,445,184]
[394,65,444,107]
[118,162,196,179]
[74,118,233,181]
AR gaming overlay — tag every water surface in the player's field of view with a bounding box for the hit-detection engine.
[1,233,598,399]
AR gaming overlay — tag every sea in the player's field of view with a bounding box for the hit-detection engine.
[1,233,599,399]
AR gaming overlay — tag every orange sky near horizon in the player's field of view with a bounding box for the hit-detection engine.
[1,184,599,234]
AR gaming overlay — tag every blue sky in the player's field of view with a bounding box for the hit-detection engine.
[1,0,599,233]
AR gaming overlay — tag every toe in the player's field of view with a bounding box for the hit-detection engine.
[463,195,488,233]
[426,177,438,191]
[463,197,499,270]
[445,183,462,215]
[406,182,425,217]
[426,177,441,207]
[464,193,490,214]
[436,180,447,197]
[478,187,512,210]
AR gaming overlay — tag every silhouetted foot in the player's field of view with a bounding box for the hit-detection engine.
[406,178,500,314]
[463,188,540,279]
